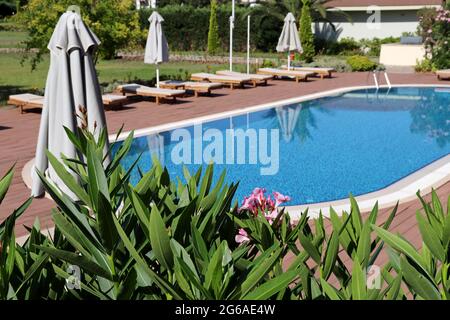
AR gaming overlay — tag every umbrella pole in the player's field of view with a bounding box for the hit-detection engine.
[287,51,291,71]
[247,15,250,75]
[156,65,160,88]
[229,0,235,72]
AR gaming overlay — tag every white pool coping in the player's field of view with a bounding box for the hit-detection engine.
[19,83,450,243]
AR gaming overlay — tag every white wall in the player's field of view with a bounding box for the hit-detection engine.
[314,10,420,40]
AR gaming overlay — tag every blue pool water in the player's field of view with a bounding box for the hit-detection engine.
[112,87,450,206]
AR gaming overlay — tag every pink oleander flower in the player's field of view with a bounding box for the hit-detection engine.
[238,188,291,224]
[273,191,291,206]
[235,228,250,244]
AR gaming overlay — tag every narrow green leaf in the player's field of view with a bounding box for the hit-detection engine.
[400,257,441,300]
[149,205,174,270]
[244,270,298,300]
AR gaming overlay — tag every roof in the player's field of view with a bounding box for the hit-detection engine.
[325,0,443,8]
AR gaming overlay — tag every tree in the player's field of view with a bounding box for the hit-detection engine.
[207,0,220,54]
[299,0,315,62]
[17,0,144,69]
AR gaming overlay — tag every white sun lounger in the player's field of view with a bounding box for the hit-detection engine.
[8,93,129,113]
[159,80,223,97]
[281,65,336,79]
[257,68,314,83]
[436,69,450,80]
[190,73,252,89]
[116,83,186,104]
[215,70,272,87]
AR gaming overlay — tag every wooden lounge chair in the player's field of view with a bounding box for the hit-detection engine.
[7,94,44,114]
[436,69,450,80]
[159,80,222,97]
[116,83,185,104]
[257,68,314,83]
[101,94,130,110]
[281,65,336,79]
[215,70,272,87]
[8,93,129,113]
[190,73,252,89]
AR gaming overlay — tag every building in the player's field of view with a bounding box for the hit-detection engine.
[315,0,443,40]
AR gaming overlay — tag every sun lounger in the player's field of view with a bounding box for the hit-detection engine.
[116,83,185,104]
[436,69,450,80]
[190,73,252,89]
[101,94,130,110]
[215,70,272,87]
[257,68,314,83]
[8,93,129,113]
[159,80,222,97]
[281,65,336,79]
[7,94,44,114]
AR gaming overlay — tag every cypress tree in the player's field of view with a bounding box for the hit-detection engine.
[207,0,220,54]
[299,0,315,62]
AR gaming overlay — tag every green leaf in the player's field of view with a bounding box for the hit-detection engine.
[0,165,14,204]
[299,232,321,264]
[372,225,426,273]
[36,245,113,280]
[244,270,298,300]
[386,273,403,300]
[45,151,91,206]
[111,213,182,299]
[351,257,366,300]
[96,192,118,253]
[416,211,445,261]
[240,246,282,297]
[149,205,174,270]
[400,256,441,300]
[322,231,339,280]
[320,278,342,300]
[87,142,110,207]
[356,222,371,267]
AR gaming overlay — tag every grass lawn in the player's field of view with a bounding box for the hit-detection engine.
[0,30,27,48]
[0,53,246,106]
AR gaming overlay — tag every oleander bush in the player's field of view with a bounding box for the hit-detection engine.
[0,122,449,300]
[419,7,450,70]
[346,55,378,72]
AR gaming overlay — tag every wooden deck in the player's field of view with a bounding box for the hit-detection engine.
[0,71,448,242]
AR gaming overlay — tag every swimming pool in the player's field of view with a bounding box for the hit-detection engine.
[112,86,450,206]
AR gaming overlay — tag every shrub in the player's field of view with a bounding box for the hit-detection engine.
[17,0,143,69]
[138,5,282,53]
[415,58,435,72]
[426,8,450,69]
[207,0,220,55]
[359,37,400,56]
[346,55,378,71]
[417,7,437,40]
[299,0,315,62]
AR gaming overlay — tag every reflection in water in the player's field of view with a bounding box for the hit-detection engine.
[270,102,329,144]
[410,89,450,148]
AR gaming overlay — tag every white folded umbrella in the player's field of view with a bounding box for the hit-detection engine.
[144,11,169,88]
[32,10,109,198]
[276,12,303,70]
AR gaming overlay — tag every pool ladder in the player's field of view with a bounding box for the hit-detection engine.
[370,70,392,90]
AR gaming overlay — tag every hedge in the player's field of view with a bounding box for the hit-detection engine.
[138,5,282,53]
